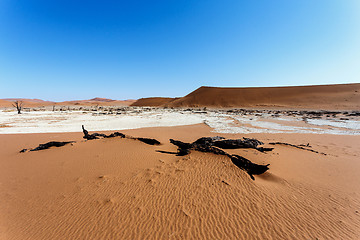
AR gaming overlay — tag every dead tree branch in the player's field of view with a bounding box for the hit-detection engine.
[168,137,270,180]
[20,141,74,152]
[269,142,326,155]
[81,125,160,145]
[12,100,23,114]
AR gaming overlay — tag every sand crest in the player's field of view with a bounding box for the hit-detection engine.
[131,97,178,107]
[0,98,135,108]
[130,83,360,109]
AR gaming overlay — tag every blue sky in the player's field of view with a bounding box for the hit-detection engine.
[1,0,359,101]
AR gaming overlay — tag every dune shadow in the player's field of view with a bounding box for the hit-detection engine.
[257,172,285,184]
[156,150,178,155]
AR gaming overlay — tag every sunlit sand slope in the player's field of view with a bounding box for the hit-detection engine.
[166,83,360,109]
[0,124,359,239]
[0,98,135,108]
[131,97,178,107]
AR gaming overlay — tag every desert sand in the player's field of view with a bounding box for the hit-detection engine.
[131,83,360,109]
[58,98,136,107]
[1,83,360,239]
[3,83,359,110]
[0,98,135,109]
[1,123,360,239]
[131,97,178,107]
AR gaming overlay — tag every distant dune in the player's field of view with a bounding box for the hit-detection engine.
[0,98,136,108]
[2,83,359,110]
[0,100,14,108]
[165,83,360,110]
[131,97,178,107]
[0,98,55,107]
[88,97,115,102]
[57,99,136,107]
[2,98,51,103]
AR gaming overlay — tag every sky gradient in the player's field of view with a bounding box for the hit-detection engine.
[1,0,360,101]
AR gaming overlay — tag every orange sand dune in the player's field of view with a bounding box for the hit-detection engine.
[0,98,55,107]
[57,99,136,107]
[166,83,360,110]
[1,124,359,239]
[0,98,136,108]
[2,98,52,103]
[131,97,178,107]
[0,100,14,108]
[89,97,116,102]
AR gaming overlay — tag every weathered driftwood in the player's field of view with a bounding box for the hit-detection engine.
[82,125,125,140]
[174,136,273,152]
[229,155,270,180]
[82,125,160,145]
[168,137,270,180]
[19,125,159,152]
[201,136,273,152]
[82,125,123,140]
[213,138,262,149]
[136,138,161,145]
[20,141,74,153]
[269,142,326,155]
[105,132,126,138]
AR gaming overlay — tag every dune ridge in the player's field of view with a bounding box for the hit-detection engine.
[131,97,178,107]
[165,83,360,109]
[3,83,359,110]
[58,99,136,106]
[0,98,136,108]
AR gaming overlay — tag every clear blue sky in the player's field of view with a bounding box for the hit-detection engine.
[1,0,359,101]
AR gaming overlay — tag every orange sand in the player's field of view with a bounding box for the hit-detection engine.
[131,97,178,107]
[4,83,359,110]
[0,98,135,108]
[163,83,360,109]
[1,124,359,239]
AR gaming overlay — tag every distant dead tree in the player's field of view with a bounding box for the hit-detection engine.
[12,100,24,114]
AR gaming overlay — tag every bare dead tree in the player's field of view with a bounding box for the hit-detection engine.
[12,100,23,114]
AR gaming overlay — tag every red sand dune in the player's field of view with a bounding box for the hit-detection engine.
[131,97,178,107]
[2,98,51,103]
[165,83,360,110]
[0,98,136,108]
[0,100,14,108]
[89,97,115,102]
[57,99,136,106]
[0,98,55,107]
[2,83,359,109]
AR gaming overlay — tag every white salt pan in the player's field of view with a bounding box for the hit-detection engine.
[1,109,359,135]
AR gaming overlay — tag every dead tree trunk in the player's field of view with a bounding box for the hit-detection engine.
[168,137,270,180]
[20,141,74,152]
[12,100,23,114]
